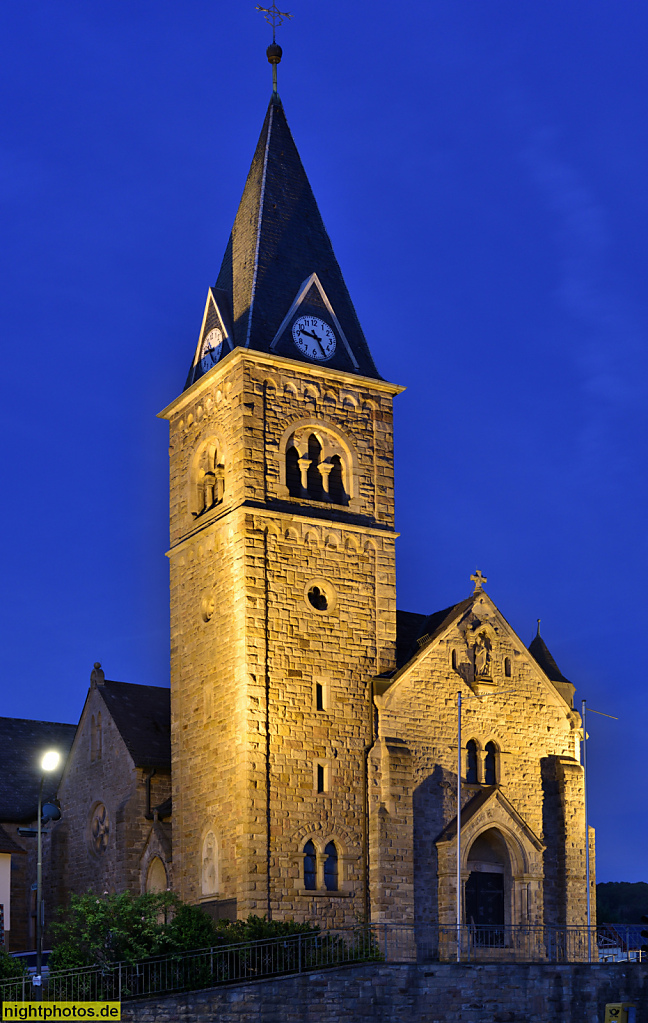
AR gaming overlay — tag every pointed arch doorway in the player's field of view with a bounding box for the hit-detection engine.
[465,829,508,936]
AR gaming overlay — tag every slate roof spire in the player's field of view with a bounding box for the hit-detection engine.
[528,629,571,685]
[185,92,380,387]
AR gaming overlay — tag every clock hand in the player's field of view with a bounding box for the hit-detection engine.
[300,328,327,357]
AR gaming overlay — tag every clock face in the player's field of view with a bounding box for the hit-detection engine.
[291,315,336,361]
[199,327,223,371]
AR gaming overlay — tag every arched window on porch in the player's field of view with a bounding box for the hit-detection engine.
[484,741,498,785]
[466,740,478,784]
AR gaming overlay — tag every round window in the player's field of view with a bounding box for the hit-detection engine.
[304,578,336,615]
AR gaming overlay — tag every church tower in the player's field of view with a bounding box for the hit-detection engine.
[159,70,402,923]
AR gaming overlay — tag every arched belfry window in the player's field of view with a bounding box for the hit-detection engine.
[281,423,352,507]
[466,739,478,784]
[192,442,225,519]
[328,455,345,504]
[484,741,498,785]
[286,446,301,497]
[307,435,324,501]
[303,840,317,891]
[324,842,338,891]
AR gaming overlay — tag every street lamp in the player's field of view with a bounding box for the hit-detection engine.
[581,700,617,963]
[35,750,61,998]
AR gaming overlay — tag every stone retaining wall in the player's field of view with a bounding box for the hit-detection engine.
[121,961,648,1023]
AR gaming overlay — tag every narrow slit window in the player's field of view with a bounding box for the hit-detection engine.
[315,682,324,712]
[504,656,512,678]
[451,649,458,671]
[317,763,325,793]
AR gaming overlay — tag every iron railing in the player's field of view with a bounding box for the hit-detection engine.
[1,923,644,1003]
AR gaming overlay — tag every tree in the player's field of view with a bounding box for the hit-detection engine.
[49,891,216,971]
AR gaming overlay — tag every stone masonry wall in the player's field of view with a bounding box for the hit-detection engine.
[121,962,648,1023]
[49,686,171,920]
[372,589,588,935]
[164,348,401,926]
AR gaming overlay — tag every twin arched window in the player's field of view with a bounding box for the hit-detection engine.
[303,839,339,891]
[285,431,348,506]
[465,739,499,785]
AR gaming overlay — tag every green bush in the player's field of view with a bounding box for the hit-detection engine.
[49,891,217,971]
[49,895,320,974]
[0,946,26,980]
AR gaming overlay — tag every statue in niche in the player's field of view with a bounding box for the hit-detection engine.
[474,632,492,677]
[193,457,225,518]
[201,831,218,895]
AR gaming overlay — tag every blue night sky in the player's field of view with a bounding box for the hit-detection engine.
[1,2,647,883]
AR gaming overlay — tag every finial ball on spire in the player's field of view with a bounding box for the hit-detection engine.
[266,42,282,65]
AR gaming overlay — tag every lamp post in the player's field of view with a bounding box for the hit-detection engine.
[580,700,617,963]
[35,750,60,998]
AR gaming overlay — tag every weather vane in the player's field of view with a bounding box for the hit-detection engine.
[255,3,293,41]
[255,3,292,94]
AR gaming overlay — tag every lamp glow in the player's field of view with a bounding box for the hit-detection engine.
[41,750,60,772]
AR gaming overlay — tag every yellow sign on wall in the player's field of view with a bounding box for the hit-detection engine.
[2,1004,120,1021]
[604,1004,637,1023]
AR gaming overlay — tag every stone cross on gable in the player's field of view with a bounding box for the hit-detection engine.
[471,569,487,592]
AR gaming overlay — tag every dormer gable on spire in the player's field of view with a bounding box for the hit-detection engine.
[185,96,380,389]
[185,288,235,389]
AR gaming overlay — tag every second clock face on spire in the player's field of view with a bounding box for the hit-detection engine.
[292,315,337,361]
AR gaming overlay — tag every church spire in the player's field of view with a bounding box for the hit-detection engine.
[185,61,380,388]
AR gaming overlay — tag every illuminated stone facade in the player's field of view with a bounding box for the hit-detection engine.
[159,94,594,941]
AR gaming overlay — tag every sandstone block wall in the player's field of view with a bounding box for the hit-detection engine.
[164,349,401,926]
[372,590,588,935]
[49,686,171,921]
[120,962,648,1023]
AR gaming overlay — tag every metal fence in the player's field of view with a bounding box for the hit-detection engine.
[0,926,387,1003]
[1,923,644,1004]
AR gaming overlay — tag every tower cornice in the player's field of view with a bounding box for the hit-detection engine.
[158,346,405,420]
[165,503,399,558]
